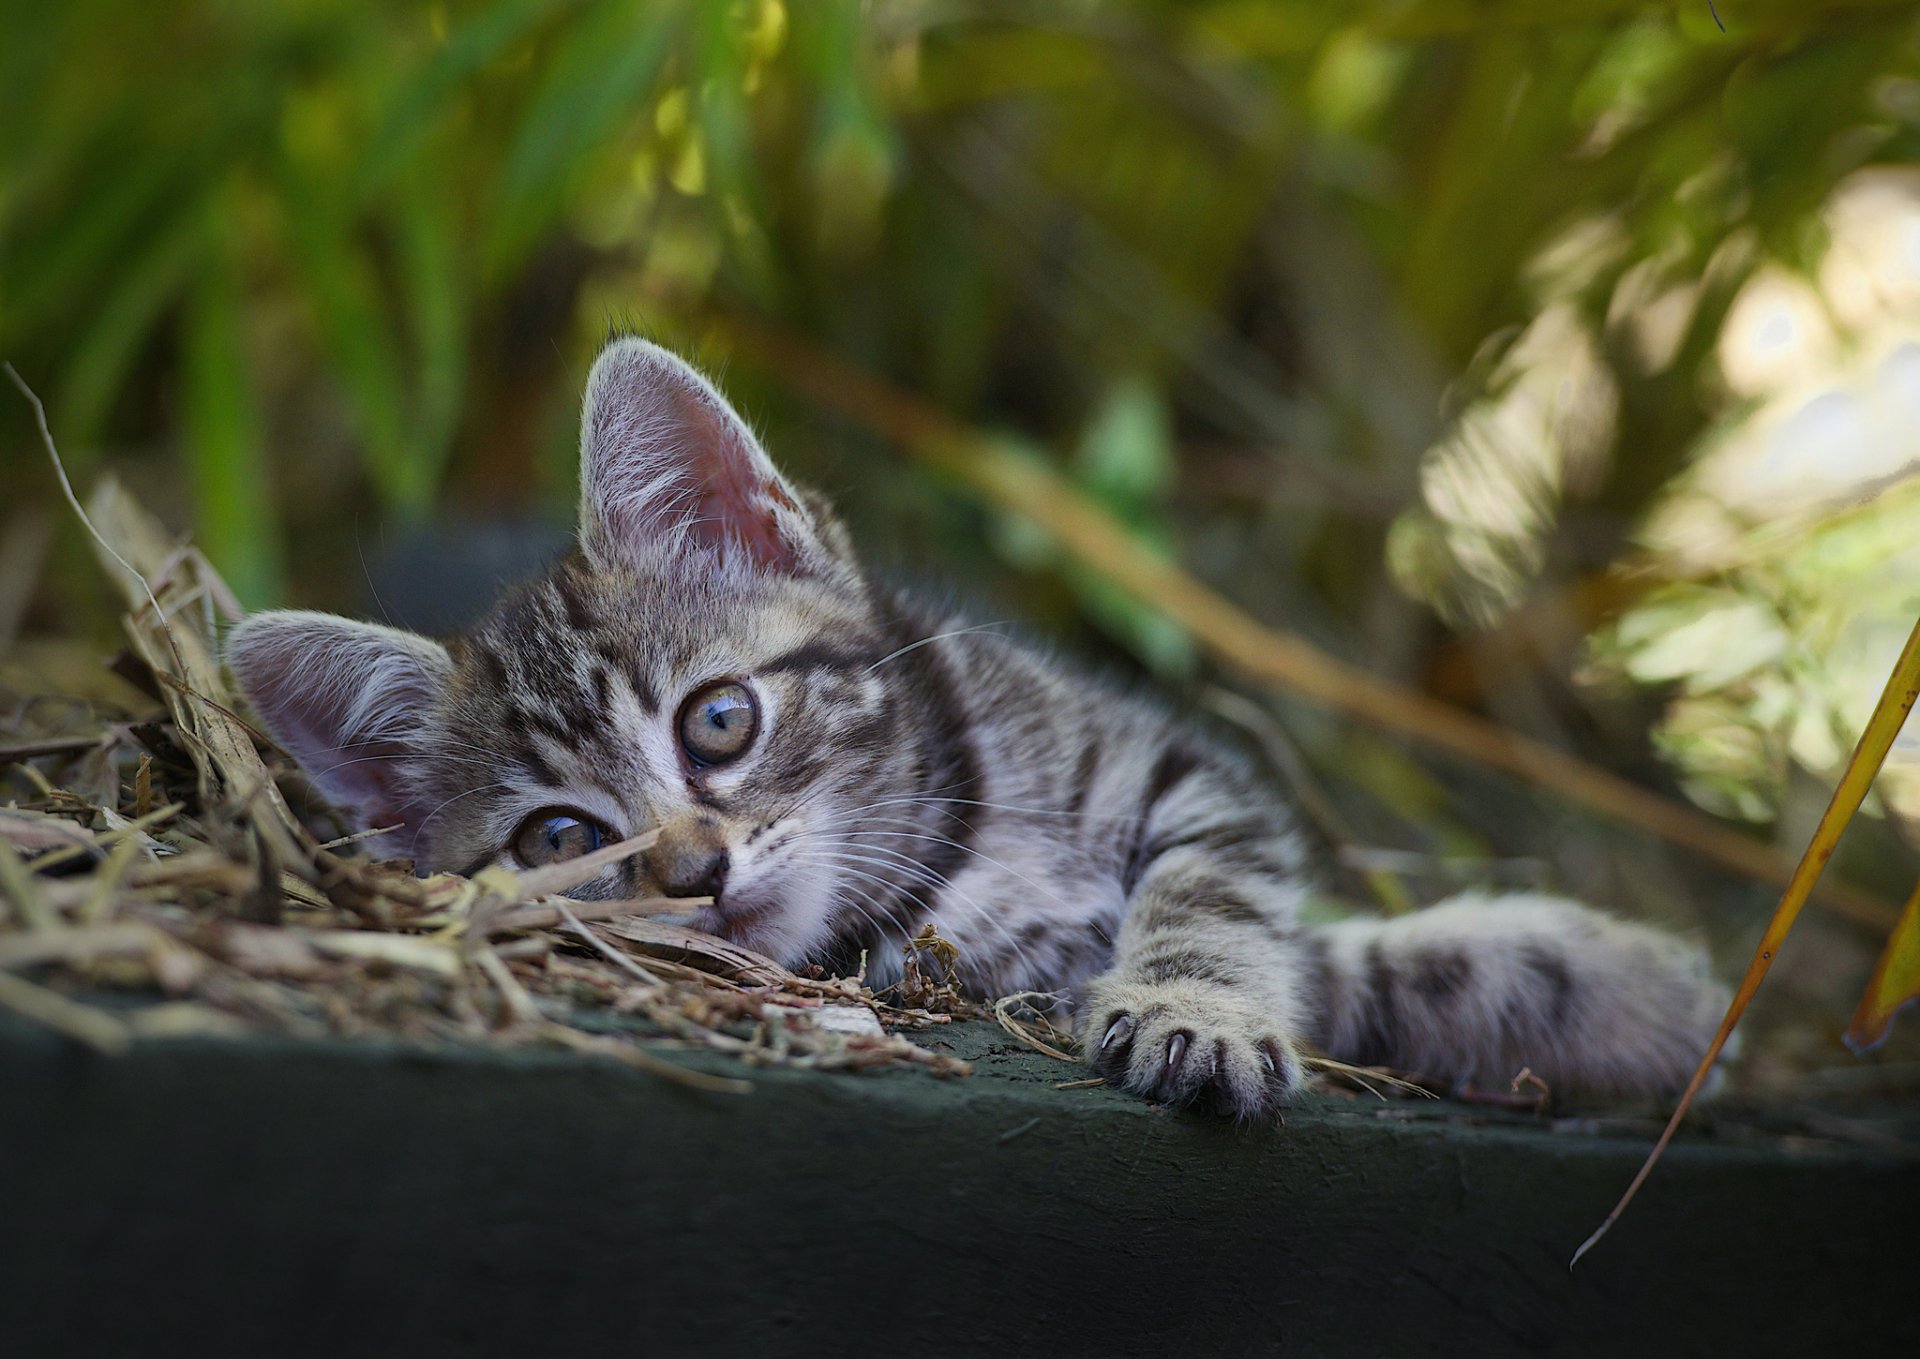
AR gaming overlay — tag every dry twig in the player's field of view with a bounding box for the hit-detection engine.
[993,991,1079,1062]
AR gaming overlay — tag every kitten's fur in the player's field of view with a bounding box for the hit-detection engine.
[228,338,1727,1116]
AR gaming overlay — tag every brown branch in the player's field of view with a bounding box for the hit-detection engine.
[711,312,1894,931]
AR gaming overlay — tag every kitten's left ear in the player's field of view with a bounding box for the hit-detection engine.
[578,338,849,579]
[226,611,452,849]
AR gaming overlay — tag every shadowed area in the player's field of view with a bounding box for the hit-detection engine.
[2,1015,1913,1357]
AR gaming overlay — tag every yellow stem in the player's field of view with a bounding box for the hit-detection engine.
[1572,614,1920,1266]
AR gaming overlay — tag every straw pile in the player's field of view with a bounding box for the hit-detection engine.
[0,477,974,1092]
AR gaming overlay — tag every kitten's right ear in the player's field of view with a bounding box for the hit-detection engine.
[578,337,850,580]
[225,611,451,841]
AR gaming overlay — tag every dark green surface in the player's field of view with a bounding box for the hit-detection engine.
[2,1018,1912,1358]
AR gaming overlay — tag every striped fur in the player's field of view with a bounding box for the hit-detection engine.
[227,338,1728,1117]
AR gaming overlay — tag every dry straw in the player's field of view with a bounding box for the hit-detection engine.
[0,417,974,1086]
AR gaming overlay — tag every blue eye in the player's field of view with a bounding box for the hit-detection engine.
[510,811,606,866]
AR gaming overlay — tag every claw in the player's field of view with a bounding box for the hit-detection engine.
[1100,1015,1133,1051]
[1259,1045,1277,1075]
[1166,1031,1188,1071]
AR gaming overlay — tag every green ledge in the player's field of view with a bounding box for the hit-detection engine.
[2,1017,1911,1356]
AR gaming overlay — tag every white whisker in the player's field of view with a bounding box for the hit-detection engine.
[863,621,1013,674]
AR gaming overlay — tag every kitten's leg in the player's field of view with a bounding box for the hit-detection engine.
[1311,893,1729,1101]
[1074,747,1730,1115]
[1077,749,1317,1118]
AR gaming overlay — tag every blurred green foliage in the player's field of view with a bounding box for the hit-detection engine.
[3,0,1918,896]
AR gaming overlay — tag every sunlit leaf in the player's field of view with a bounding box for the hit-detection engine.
[1069,380,1192,673]
[1076,376,1173,511]
[1621,597,1788,690]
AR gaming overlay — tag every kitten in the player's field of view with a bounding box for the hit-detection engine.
[227,338,1728,1116]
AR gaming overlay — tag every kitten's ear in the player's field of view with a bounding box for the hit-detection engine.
[578,338,846,578]
[225,611,451,841]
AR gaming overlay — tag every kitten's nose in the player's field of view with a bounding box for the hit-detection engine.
[646,816,733,900]
[651,841,730,900]
[670,847,729,899]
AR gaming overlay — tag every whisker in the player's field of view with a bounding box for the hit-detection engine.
[791,842,1041,985]
[863,621,1013,674]
[788,855,916,944]
[809,823,1077,913]
[841,792,1143,826]
[414,781,513,845]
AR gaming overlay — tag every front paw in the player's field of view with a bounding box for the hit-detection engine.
[1079,976,1305,1120]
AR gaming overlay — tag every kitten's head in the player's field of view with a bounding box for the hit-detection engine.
[228,338,909,962]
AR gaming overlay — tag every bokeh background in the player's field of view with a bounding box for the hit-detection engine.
[4,1,1919,1069]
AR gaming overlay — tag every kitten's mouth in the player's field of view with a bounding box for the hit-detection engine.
[697,894,777,949]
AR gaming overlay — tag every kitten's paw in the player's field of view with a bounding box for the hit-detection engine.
[1079,976,1305,1120]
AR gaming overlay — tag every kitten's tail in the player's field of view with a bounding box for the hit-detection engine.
[1307,893,1729,1101]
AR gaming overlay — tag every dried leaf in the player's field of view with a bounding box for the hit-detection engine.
[308,930,461,977]
[0,810,100,855]
[593,915,790,985]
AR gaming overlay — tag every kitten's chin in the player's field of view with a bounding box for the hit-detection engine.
[688,871,839,970]
[694,894,800,964]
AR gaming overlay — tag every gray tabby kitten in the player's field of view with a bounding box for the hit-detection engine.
[228,338,1727,1117]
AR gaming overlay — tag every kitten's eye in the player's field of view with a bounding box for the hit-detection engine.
[678,681,758,767]
[511,811,607,866]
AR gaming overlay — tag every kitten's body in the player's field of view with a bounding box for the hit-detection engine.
[229,338,1726,1116]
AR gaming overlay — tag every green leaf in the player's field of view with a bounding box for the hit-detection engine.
[5,140,195,331]
[353,0,574,200]
[278,158,419,511]
[56,214,202,448]
[484,0,684,275]
[1075,376,1174,512]
[181,219,282,607]
[393,174,468,490]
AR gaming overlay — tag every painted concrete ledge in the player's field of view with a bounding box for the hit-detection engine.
[2,1016,1911,1358]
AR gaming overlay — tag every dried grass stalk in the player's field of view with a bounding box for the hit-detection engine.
[0,471,972,1088]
